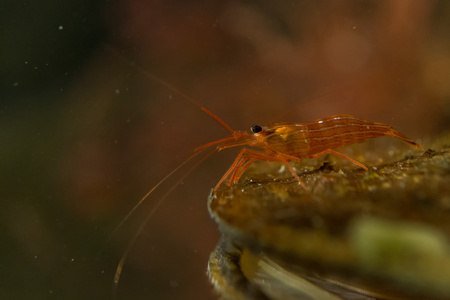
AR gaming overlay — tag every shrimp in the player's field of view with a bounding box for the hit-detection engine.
[113,107,421,289]
[197,109,421,190]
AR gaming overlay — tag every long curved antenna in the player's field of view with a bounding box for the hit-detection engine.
[112,148,218,294]
[200,107,235,133]
[104,45,236,133]
[109,147,214,240]
[103,44,246,293]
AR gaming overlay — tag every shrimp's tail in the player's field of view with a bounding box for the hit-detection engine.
[386,127,421,148]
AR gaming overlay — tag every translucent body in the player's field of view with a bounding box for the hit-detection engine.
[198,112,421,189]
[262,115,419,159]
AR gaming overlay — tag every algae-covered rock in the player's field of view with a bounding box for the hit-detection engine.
[207,136,450,300]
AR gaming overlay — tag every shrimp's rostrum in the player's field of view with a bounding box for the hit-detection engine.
[197,111,421,189]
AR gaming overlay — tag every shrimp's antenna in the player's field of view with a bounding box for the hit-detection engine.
[109,146,214,240]
[104,45,235,133]
[102,45,242,294]
[112,148,218,294]
[200,107,235,133]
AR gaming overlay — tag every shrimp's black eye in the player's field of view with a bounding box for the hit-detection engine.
[251,124,262,133]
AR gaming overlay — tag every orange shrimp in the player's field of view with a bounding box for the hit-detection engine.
[197,109,421,189]
[113,107,421,289]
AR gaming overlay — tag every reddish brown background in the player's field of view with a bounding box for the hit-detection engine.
[2,1,450,299]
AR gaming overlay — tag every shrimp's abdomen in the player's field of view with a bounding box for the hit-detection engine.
[304,115,419,158]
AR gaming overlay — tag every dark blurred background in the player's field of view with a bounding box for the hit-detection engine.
[1,0,449,299]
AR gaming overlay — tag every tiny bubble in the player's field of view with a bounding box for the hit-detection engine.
[34,255,38,259]
[58,25,64,30]
[25,61,28,64]
[115,89,120,94]
[13,82,19,87]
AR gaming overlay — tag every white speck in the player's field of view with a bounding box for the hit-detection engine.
[115,89,120,94]
[25,61,28,64]
[169,95,173,100]
[58,25,64,30]
[71,258,75,262]
[13,82,19,87]
[278,164,286,173]
[34,255,38,259]
[318,120,323,124]
[353,26,357,29]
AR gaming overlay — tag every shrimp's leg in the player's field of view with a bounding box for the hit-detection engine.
[215,149,307,190]
[310,149,368,170]
[275,154,307,189]
[215,149,264,190]
[230,158,256,184]
[214,148,249,190]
